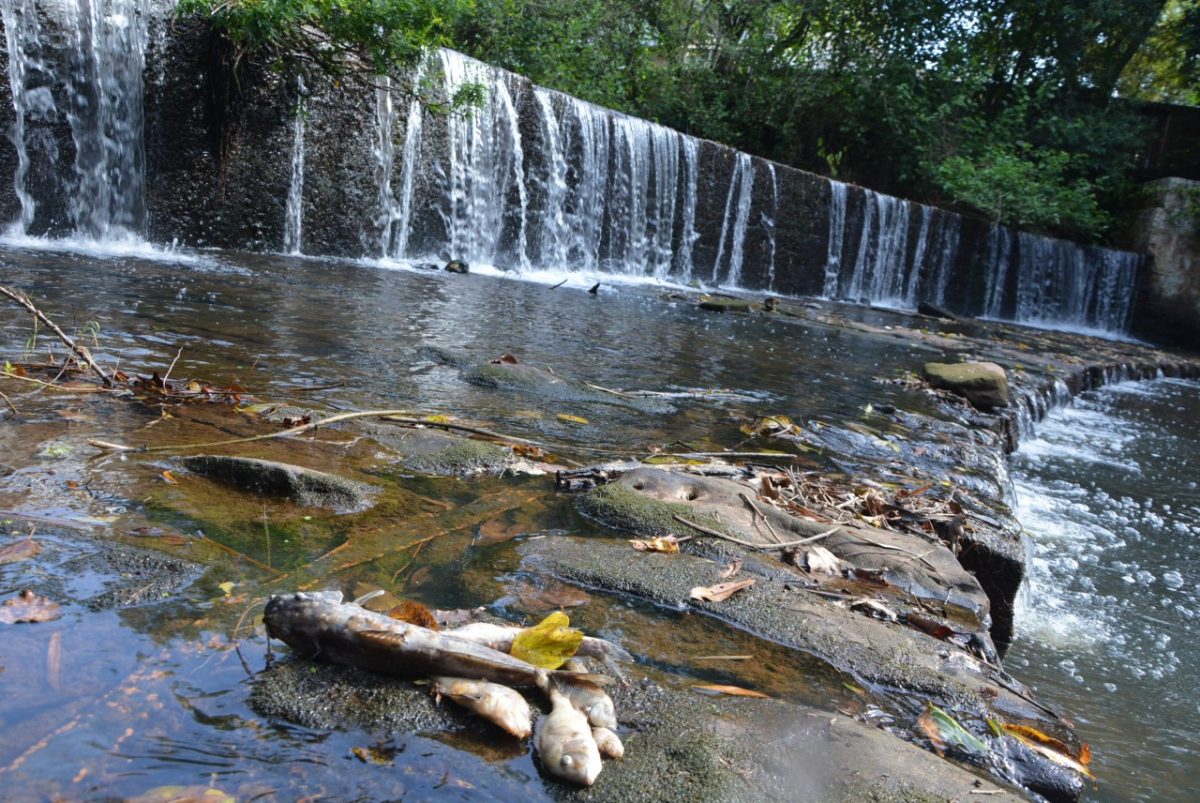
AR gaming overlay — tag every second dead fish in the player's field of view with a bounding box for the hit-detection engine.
[433,676,532,739]
[537,685,603,786]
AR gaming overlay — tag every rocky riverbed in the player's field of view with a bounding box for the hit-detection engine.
[1,248,1197,801]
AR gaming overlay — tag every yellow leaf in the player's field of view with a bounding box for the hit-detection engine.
[556,413,590,425]
[510,611,583,669]
[422,414,454,424]
[161,470,178,484]
[218,581,234,596]
[691,684,771,699]
[629,536,682,554]
[642,454,707,465]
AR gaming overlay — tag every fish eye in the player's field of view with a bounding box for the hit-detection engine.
[561,756,574,767]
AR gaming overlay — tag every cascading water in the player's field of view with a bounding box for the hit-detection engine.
[0,19,1146,335]
[282,76,306,255]
[714,153,754,286]
[2,0,151,242]
[822,181,849,298]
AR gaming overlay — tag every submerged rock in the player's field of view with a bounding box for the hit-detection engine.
[181,455,376,513]
[445,259,470,274]
[360,423,516,476]
[924,362,1010,409]
[698,297,755,313]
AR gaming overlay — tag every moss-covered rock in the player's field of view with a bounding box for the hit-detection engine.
[181,454,376,512]
[923,362,1010,409]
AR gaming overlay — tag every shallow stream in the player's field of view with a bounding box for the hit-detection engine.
[0,242,1196,800]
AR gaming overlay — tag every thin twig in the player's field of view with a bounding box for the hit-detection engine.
[0,389,15,418]
[672,515,840,551]
[738,492,783,544]
[162,347,183,385]
[1,370,117,393]
[0,285,112,386]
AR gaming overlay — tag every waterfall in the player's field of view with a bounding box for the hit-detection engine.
[844,190,911,303]
[763,164,778,290]
[982,225,1015,318]
[2,0,151,242]
[823,181,849,297]
[282,77,306,255]
[2,0,44,234]
[675,137,699,282]
[0,25,1145,335]
[714,153,754,286]
[374,71,426,260]
[438,49,529,269]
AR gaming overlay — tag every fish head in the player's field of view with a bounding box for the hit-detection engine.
[552,736,602,786]
[264,589,345,648]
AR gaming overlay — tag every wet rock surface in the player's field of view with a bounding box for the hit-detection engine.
[924,361,1011,409]
[360,422,517,476]
[181,454,377,512]
[251,655,1023,802]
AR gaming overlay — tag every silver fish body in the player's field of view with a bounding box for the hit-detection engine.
[432,676,532,739]
[537,687,603,785]
[266,590,571,689]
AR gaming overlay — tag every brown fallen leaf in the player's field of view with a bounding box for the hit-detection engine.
[719,559,743,579]
[630,535,683,554]
[689,578,755,602]
[0,589,62,624]
[388,600,440,630]
[1000,723,1094,779]
[0,537,40,564]
[692,683,771,699]
[491,353,520,364]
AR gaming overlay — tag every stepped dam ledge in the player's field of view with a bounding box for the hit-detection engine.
[0,5,1144,336]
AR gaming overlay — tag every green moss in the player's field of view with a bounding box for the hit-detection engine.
[405,439,514,476]
[578,482,730,537]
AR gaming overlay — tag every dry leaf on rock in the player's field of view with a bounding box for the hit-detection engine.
[916,704,989,757]
[556,413,590,425]
[630,535,682,554]
[804,545,843,575]
[689,578,755,602]
[692,683,771,699]
[0,589,62,624]
[0,537,40,564]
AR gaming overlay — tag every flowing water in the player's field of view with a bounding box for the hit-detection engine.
[1010,378,1200,801]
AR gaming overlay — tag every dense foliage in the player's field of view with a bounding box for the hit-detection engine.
[180,1,1198,243]
[453,0,1189,242]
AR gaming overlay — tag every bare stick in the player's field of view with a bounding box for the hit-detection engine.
[0,389,16,418]
[738,492,783,544]
[161,347,183,385]
[672,515,839,551]
[0,285,112,386]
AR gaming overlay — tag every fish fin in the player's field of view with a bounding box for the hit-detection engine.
[353,589,386,606]
[552,671,612,689]
[359,629,407,648]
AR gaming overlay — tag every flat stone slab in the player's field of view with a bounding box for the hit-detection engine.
[181,454,376,513]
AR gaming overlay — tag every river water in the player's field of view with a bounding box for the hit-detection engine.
[0,242,1196,800]
[1009,378,1200,801]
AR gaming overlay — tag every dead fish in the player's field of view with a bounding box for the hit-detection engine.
[592,726,624,759]
[555,675,618,729]
[432,676,532,739]
[537,686,603,786]
[443,621,634,664]
[264,590,604,691]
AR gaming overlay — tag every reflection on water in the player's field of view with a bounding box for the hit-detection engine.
[1010,378,1200,802]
